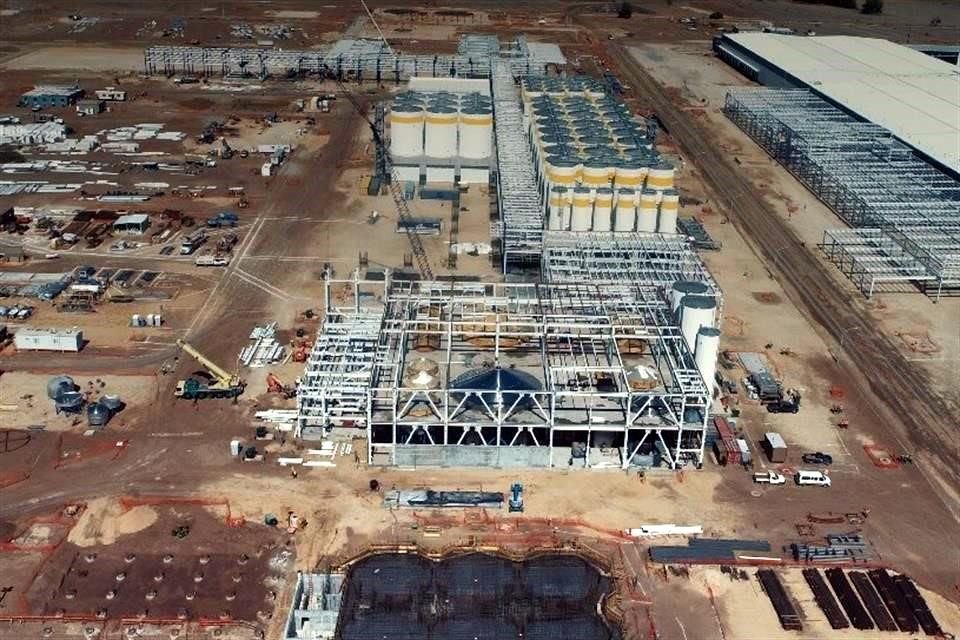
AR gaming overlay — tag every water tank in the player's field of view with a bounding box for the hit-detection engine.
[544,156,580,191]
[614,163,646,190]
[47,375,75,400]
[658,190,679,234]
[459,106,492,160]
[548,186,568,231]
[671,280,709,314]
[424,105,458,159]
[101,394,123,411]
[570,187,594,231]
[593,187,613,232]
[680,295,717,353]
[637,189,659,232]
[87,401,111,427]
[646,163,675,191]
[614,188,636,232]
[55,391,84,414]
[389,103,425,158]
[695,327,721,399]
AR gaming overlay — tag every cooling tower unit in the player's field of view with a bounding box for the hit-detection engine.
[614,188,636,232]
[680,294,717,352]
[459,105,492,160]
[548,186,568,231]
[593,187,613,232]
[637,189,659,232]
[658,189,679,234]
[646,163,675,191]
[571,187,594,231]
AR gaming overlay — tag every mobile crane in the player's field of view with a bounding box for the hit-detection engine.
[174,339,246,400]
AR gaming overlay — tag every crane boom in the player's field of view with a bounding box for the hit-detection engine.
[176,339,238,386]
[331,76,435,281]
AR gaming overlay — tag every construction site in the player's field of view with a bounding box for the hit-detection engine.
[0,1,958,639]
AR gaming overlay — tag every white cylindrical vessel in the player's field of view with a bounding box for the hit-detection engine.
[614,164,646,190]
[680,294,717,353]
[581,159,610,191]
[389,104,424,157]
[459,106,492,160]
[646,163,675,191]
[695,327,721,399]
[571,187,594,231]
[424,105,458,159]
[614,188,636,232]
[658,190,679,234]
[671,280,709,314]
[637,189,659,233]
[593,187,613,231]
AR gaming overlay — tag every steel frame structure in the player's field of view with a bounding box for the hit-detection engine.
[819,228,934,297]
[492,60,544,272]
[724,88,960,299]
[298,270,714,470]
[143,35,563,81]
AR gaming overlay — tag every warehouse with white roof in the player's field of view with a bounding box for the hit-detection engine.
[715,33,960,177]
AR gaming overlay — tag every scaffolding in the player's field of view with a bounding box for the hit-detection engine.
[492,60,544,272]
[298,269,715,470]
[724,88,960,299]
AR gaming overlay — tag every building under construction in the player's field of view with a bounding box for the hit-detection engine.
[297,233,721,470]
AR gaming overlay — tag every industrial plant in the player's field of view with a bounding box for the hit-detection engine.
[1,3,958,640]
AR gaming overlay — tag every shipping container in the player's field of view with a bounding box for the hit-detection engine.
[762,432,788,463]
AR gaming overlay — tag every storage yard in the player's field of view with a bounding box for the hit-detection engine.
[0,1,958,639]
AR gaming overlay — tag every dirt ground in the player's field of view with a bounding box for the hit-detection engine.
[0,1,958,639]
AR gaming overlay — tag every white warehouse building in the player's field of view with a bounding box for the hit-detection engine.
[388,77,493,185]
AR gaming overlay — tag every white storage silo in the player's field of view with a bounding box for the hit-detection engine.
[545,156,580,200]
[593,187,613,232]
[670,280,709,314]
[614,188,636,232]
[389,103,425,158]
[424,104,458,159]
[695,326,721,399]
[581,158,610,191]
[614,163,646,190]
[646,163,675,191]
[658,190,679,234]
[571,187,594,231]
[459,105,492,160]
[637,189,659,233]
[680,294,717,353]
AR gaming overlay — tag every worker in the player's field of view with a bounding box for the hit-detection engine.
[290,467,298,479]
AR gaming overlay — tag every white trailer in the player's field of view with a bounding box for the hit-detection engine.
[14,327,83,352]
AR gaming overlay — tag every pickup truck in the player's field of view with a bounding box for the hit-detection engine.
[753,471,786,485]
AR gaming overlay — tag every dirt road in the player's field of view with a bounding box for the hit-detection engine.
[607,44,960,517]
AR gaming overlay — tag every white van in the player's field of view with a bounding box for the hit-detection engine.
[795,470,831,487]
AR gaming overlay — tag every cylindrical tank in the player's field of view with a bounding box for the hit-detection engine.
[593,187,613,231]
[614,163,646,190]
[680,294,717,353]
[47,375,75,400]
[637,189,659,233]
[55,391,84,414]
[101,394,123,411]
[658,190,679,234]
[544,156,579,190]
[459,105,492,160]
[571,187,594,231]
[614,188,636,232]
[646,163,675,191]
[671,280,709,314]
[423,105,458,159]
[389,103,425,158]
[548,186,567,231]
[695,327,721,399]
[580,158,610,190]
[87,401,111,427]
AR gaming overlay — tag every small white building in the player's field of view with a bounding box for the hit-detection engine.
[261,161,274,176]
[95,87,127,101]
[14,327,83,352]
[113,213,151,234]
[76,99,105,116]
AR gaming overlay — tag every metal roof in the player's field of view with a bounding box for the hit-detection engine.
[113,213,150,226]
[727,33,960,174]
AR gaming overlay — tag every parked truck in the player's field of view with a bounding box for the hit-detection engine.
[180,228,207,255]
[753,471,786,485]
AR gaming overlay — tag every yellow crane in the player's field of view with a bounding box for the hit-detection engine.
[174,339,245,400]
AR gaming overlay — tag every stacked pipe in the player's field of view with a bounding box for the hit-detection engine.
[802,569,849,630]
[847,572,898,632]
[825,568,874,631]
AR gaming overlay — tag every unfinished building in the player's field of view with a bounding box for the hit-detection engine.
[297,234,720,470]
[724,88,960,299]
